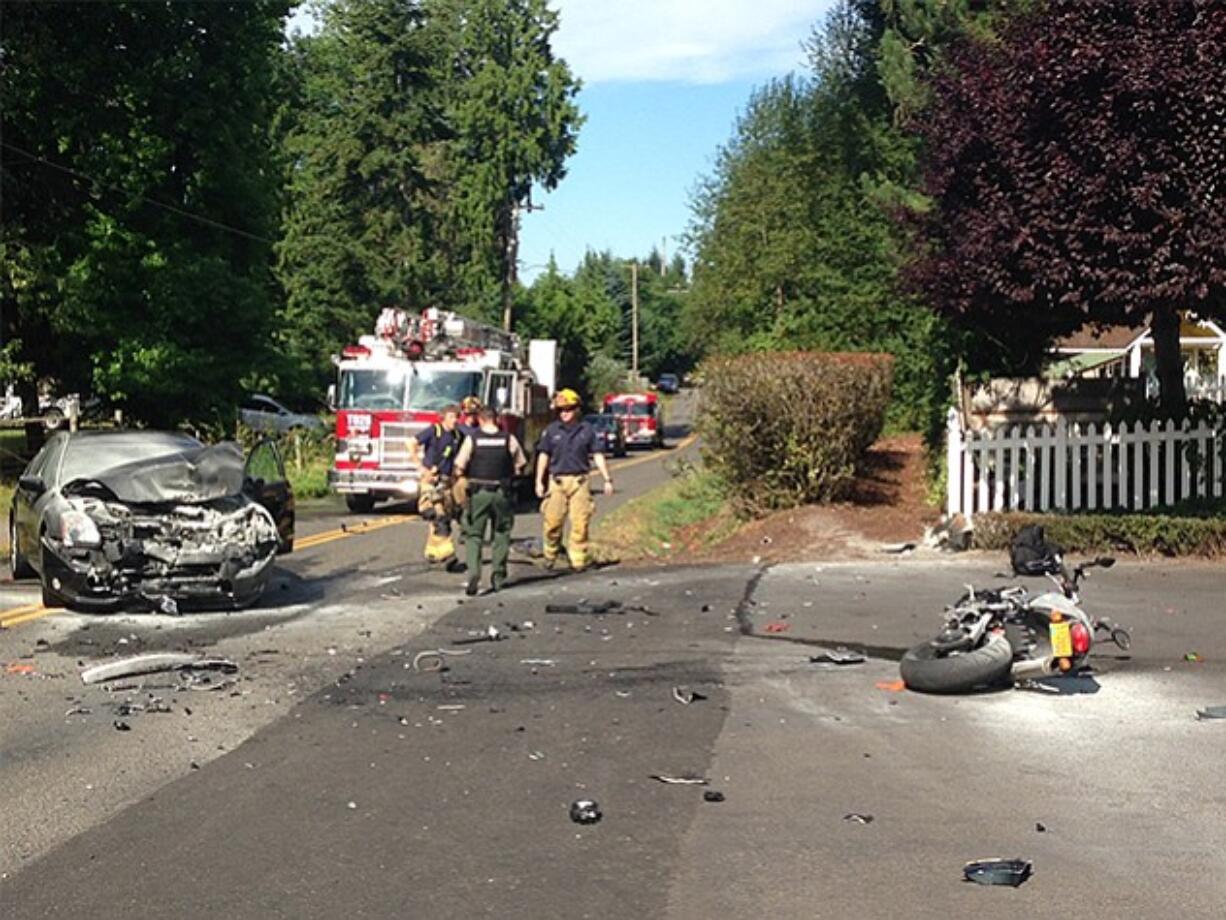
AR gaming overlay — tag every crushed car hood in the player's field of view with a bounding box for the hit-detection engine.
[63,442,247,505]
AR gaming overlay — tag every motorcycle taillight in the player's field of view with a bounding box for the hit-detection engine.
[1070,622,1091,655]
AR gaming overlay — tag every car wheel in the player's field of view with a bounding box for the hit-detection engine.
[346,493,376,513]
[42,407,65,431]
[9,516,34,579]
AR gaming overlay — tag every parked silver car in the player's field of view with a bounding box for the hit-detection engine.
[240,394,324,434]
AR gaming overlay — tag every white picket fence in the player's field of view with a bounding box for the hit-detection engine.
[947,408,1226,518]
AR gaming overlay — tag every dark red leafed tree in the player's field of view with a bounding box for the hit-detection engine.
[907,0,1226,416]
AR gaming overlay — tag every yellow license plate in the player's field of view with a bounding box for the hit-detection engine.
[1049,621,1072,658]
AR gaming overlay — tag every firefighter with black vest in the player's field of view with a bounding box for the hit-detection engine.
[411,403,463,564]
[453,405,528,594]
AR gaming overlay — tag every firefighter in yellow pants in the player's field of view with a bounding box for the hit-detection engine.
[411,404,464,564]
[535,388,614,570]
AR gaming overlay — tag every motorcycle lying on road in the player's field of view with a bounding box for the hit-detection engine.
[900,557,1132,694]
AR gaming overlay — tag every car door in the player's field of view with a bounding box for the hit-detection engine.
[244,439,295,554]
[12,437,62,560]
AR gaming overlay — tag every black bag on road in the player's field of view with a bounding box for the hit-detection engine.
[1009,524,1063,576]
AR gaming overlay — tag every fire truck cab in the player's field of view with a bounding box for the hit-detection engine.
[602,392,664,449]
[329,308,556,512]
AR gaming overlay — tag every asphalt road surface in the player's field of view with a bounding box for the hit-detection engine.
[3,400,1225,917]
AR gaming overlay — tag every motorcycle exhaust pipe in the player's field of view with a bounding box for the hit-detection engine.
[1011,658,1056,681]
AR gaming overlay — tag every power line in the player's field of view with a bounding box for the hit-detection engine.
[0,141,276,244]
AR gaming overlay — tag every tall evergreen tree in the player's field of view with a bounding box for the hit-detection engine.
[430,0,582,328]
[275,0,448,391]
[2,0,289,425]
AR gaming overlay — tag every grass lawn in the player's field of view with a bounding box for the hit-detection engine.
[594,465,740,562]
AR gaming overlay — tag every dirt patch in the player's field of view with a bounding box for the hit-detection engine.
[690,434,940,564]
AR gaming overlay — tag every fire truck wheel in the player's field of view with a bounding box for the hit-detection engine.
[345,494,376,514]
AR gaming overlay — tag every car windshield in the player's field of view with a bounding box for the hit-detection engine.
[59,433,203,485]
[609,402,654,418]
[585,414,615,431]
[338,368,408,411]
[659,375,678,385]
[407,370,482,411]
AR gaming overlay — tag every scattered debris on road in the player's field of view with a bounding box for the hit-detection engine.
[1035,822,1047,832]
[672,686,707,705]
[1196,705,1226,721]
[703,790,725,803]
[763,621,790,633]
[650,774,709,785]
[80,653,238,686]
[963,858,1033,887]
[569,800,602,825]
[843,813,874,825]
[809,648,866,666]
[5,662,37,675]
[112,720,131,732]
[880,542,916,555]
[875,680,906,692]
[1185,652,1204,663]
[545,599,657,616]
[453,625,504,645]
[411,648,472,673]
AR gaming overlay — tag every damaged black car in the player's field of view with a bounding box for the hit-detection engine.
[8,431,294,611]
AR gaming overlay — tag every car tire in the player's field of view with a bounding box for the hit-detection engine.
[9,517,34,579]
[900,632,1014,694]
[346,494,376,514]
[42,407,65,431]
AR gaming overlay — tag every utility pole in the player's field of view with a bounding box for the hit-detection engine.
[502,194,543,332]
[502,201,520,333]
[630,260,639,378]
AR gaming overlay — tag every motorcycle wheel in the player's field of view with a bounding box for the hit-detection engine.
[900,632,1014,694]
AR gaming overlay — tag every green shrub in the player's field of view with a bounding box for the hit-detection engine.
[973,511,1226,557]
[697,351,894,514]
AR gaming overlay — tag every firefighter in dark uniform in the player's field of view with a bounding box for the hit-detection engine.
[453,405,528,595]
[535,388,614,570]
[411,403,463,564]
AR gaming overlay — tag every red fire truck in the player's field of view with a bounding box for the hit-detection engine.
[329,308,556,512]
[602,391,664,449]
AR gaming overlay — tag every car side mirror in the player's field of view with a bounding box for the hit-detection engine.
[18,475,46,496]
[326,384,337,410]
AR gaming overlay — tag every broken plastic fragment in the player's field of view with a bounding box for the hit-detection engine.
[80,653,237,685]
[703,790,725,803]
[649,774,708,785]
[809,648,866,666]
[570,800,602,825]
[963,858,1033,887]
[672,686,708,705]
[843,813,874,825]
[1185,652,1204,663]
[763,621,790,634]
[1196,705,1226,720]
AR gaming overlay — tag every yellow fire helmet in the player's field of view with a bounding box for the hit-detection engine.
[554,388,581,410]
[461,395,482,413]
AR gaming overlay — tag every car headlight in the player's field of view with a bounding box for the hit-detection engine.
[61,509,102,548]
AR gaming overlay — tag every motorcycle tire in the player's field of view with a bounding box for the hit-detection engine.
[900,632,1014,694]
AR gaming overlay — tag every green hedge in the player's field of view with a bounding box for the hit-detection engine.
[973,511,1226,557]
[697,351,893,514]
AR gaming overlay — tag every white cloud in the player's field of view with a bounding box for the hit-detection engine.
[551,0,835,84]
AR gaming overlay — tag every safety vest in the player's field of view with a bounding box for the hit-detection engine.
[466,430,513,485]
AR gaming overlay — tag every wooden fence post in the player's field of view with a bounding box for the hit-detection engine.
[947,407,963,518]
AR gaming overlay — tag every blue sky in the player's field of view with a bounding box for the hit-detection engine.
[288,1,838,281]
